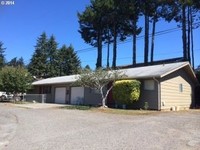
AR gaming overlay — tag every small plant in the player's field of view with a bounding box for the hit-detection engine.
[144,102,149,110]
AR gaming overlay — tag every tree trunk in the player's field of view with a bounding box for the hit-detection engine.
[182,4,187,60]
[187,6,191,64]
[151,18,156,63]
[112,25,117,69]
[190,8,194,68]
[107,30,110,68]
[100,86,107,107]
[132,22,137,65]
[96,30,102,68]
[100,84,114,108]
[144,15,149,65]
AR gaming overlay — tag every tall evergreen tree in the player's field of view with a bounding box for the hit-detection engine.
[78,2,104,68]
[0,42,6,69]
[7,57,18,67]
[124,0,142,65]
[17,57,25,67]
[7,57,25,67]
[28,32,48,78]
[46,35,59,77]
[58,45,81,76]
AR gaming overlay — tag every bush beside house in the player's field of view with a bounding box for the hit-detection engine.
[112,80,141,108]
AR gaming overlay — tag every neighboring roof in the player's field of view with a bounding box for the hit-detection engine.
[32,75,79,85]
[32,61,197,85]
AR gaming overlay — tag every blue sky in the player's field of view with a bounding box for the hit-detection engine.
[0,0,200,69]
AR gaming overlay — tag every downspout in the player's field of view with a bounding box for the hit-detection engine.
[153,77,161,111]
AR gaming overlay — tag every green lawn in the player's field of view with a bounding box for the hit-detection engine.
[61,105,158,115]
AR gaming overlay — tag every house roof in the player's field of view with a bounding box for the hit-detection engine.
[32,61,197,86]
[32,75,79,85]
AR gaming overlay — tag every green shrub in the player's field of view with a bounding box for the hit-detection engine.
[112,80,141,105]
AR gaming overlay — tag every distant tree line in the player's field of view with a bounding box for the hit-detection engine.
[78,0,200,68]
[0,42,25,69]
[28,32,81,79]
[0,33,82,93]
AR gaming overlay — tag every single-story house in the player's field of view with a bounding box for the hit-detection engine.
[31,61,198,110]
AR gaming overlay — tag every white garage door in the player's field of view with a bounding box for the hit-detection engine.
[71,87,84,105]
[55,87,66,104]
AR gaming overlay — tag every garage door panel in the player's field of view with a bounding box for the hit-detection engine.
[71,87,84,105]
[55,87,66,104]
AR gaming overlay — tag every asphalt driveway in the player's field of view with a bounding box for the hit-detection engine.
[0,103,200,150]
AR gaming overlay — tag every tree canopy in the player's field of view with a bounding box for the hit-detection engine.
[0,66,33,93]
[28,32,81,78]
[0,41,6,69]
[75,68,125,107]
[78,0,200,68]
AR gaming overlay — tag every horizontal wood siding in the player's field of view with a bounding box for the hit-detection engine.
[161,69,193,110]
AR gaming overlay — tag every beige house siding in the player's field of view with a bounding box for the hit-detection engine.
[160,69,194,110]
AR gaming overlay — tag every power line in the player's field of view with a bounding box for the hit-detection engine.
[81,48,200,63]
[75,21,200,53]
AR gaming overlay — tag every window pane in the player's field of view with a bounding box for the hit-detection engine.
[144,80,155,90]
[179,84,183,92]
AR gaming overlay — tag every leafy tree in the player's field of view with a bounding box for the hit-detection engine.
[0,41,6,69]
[58,45,81,76]
[0,66,33,93]
[46,35,59,77]
[75,68,125,107]
[28,32,48,78]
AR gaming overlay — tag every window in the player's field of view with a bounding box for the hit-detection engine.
[179,84,183,92]
[144,80,155,90]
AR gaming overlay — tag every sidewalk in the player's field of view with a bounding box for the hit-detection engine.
[12,103,68,109]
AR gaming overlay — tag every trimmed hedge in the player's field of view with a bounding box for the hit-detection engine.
[112,80,141,105]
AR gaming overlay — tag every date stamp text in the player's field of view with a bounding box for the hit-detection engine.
[1,1,15,6]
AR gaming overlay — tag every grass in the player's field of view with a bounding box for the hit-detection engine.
[61,105,93,110]
[95,108,158,115]
[61,105,158,115]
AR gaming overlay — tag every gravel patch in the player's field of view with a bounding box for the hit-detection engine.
[0,103,200,150]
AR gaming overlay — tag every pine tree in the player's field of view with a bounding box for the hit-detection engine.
[0,41,6,69]
[46,35,59,77]
[7,57,18,67]
[28,32,48,78]
[58,45,81,76]
[17,57,25,67]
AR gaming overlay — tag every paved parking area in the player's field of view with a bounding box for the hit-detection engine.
[0,103,200,150]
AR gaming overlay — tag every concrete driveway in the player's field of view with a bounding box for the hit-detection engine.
[0,103,200,150]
